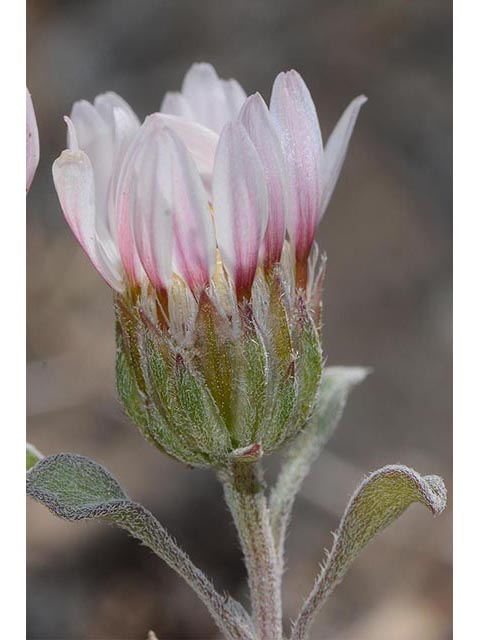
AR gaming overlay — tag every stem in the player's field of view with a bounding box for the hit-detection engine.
[113,504,255,640]
[221,461,283,640]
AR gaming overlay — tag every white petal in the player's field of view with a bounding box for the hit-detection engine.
[107,106,142,239]
[93,92,140,132]
[270,70,323,261]
[52,149,123,291]
[239,93,287,267]
[213,122,268,296]
[161,91,195,120]
[113,122,155,286]
[147,113,218,188]
[26,88,40,192]
[181,62,229,133]
[64,116,117,263]
[221,78,247,120]
[163,128,216,289]
[91,92,140,171]
[64,116,79,151]
[129,131,173,292]
[321,95,367,217]
[71,94,140,242]
[70,100,114,236]
[70,99,111,151]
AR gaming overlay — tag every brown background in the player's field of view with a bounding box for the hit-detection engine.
[27,1,452,638]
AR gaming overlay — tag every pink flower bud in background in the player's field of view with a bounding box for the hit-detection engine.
[26,88,40,192]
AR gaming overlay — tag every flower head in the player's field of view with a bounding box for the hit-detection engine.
[26,88,40,192]
[53,63,365,467]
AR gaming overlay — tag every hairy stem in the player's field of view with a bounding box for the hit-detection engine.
[221,462,283,640]
[112,504,254,640]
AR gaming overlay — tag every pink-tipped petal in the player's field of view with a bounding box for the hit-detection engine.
[161,91,195,120]
[270,70,323,262]
[91,93,140,179]
[26,88,40,192]
[64,117,121,283]
[70,99,111,150]
[148,113,219,188]
[93,92,140,131]
[221,78,247,120]
[239,93,287,268]
[161,128,216,290]
[106,105,142,239]
[70,100,114,236]
[129,132,174,293]
[321,95,367,217]
[213,122,268,297]
[128,120,215,293]
[113,123,153,287]
[110,106,140,158]
[70,94,140,243]
[182,62,230,133]
[52,149,123,291]
[52,150,94,252]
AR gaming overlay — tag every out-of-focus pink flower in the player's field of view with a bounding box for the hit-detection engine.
[53,63,365,297]
[26,88,40,192]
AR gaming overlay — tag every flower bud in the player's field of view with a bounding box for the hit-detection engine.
[52,63,364,468]
[115,254,324,468]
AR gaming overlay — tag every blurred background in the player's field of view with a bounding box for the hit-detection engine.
[26,0,452,638]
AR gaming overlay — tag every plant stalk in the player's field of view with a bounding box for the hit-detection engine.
[221,461,283,640]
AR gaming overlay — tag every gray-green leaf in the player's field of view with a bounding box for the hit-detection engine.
[26,453,254,640]
[290,464,447,640]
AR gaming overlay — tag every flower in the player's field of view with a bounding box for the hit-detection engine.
[26,88,40,192]
[53,63,366,467]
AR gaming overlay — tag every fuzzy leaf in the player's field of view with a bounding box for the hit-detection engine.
[26,442,44,471]
[27,453,254,640]
[290,465,447,640]
[270,366,369,566]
